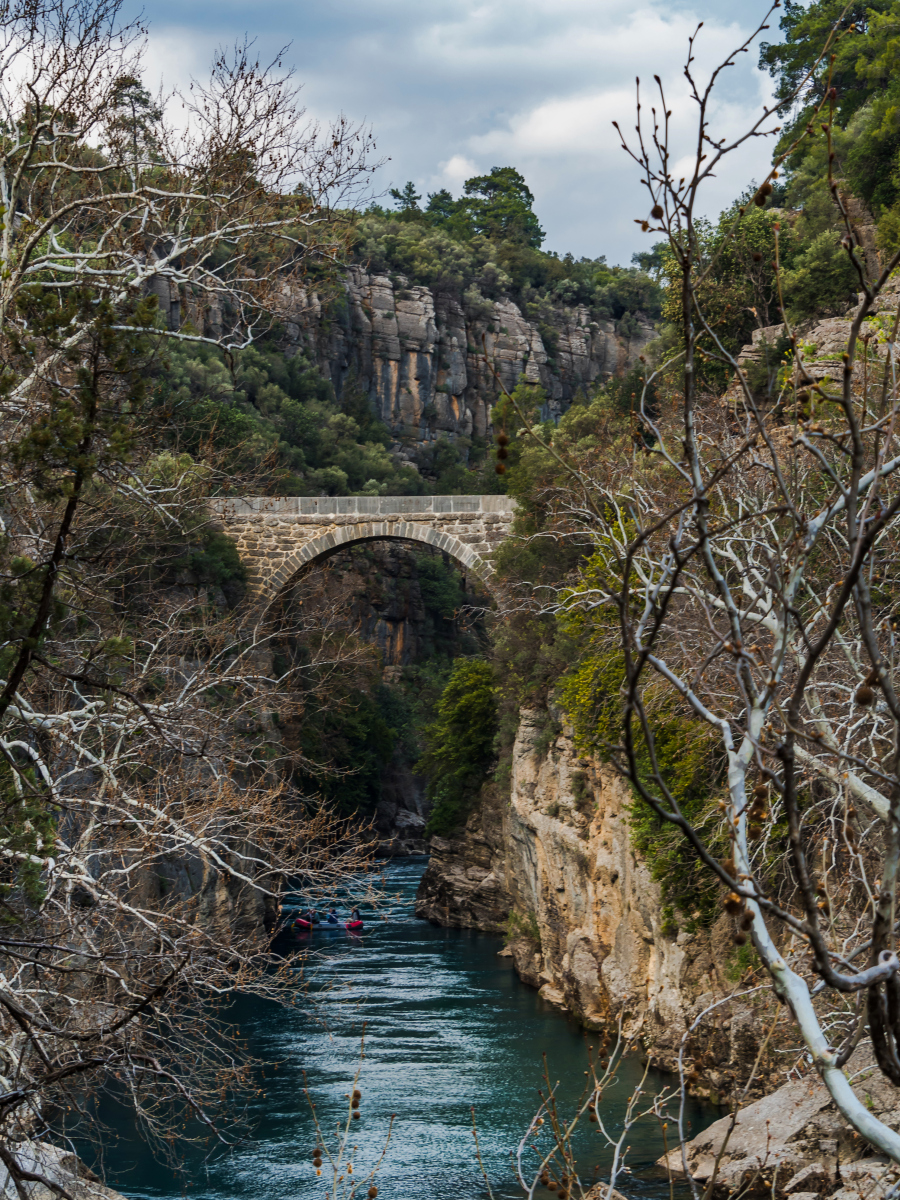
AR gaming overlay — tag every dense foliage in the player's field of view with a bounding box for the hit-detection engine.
[645,2,900,394]
[362,165,662,330]
[418,658,499,836]
[151,341,503,497]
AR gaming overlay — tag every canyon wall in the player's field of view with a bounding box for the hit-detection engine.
[286,267,655,462]
[417,709,776,1104]
[276,541,490,854]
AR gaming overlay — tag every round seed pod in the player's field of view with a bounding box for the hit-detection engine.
[497,432,510,447]
[313,1158,322,1169]
[352,1111,361,1120]
[740,911,754,931]
[353,1090,362,1100]
[724,892,742,915]
[495,463,506,475]
[368,1188,378,1198]
[733,931,748,946]
[497,446,508,460]
[855,685,875,706]
[651,204,664,220]
[352,1097,360,1109]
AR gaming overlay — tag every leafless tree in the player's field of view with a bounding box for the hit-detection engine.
[496,1,900,1164]
[0,0,381,1192]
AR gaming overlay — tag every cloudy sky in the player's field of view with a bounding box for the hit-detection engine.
[132,0,787,264]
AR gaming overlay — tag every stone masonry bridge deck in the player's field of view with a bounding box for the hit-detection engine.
[210,495,517,603]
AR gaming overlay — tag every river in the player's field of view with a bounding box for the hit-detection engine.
[94,858,713,1199]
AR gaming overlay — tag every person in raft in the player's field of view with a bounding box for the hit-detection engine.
[349,908,361,924]
[327,907,339,924]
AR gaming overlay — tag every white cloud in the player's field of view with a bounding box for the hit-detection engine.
[141,29,209,95]
[435,155,479,189]
[131,0,784,260]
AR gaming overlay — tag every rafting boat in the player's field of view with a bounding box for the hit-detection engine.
[345,920,364,932]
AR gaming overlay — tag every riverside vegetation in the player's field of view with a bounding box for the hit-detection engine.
[5,0,900,1198]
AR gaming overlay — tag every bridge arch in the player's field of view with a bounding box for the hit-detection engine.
[264,520,494,602]
[210,495,517,606]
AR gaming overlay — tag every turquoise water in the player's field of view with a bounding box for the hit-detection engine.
[93,858,712,1199]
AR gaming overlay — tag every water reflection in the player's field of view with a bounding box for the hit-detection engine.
[90,858,713,1199]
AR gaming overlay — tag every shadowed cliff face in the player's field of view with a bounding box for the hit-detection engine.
[285,267,656,459]
[274,540,490,853]
[285,539,490,667]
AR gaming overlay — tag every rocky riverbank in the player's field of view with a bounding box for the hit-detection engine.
[664,1053,900,1198]
[0,1138,127,1200]
[416,709,780,1103]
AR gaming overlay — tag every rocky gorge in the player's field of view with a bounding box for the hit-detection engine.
[284,266,655,461]
[415,710,900,1198]
[416,709,775,1099]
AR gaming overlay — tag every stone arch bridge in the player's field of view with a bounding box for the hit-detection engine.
[210,495,517,604]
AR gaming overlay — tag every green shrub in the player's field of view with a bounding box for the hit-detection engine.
[420,658,498,836]
[558,600,727,928]
[414,552,465,620]
[503,909,541,947]
[188,532,248,606]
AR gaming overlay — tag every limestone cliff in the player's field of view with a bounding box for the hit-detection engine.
[287,267,655,460]
[417,709,774,1102]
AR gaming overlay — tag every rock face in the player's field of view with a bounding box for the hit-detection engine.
[725,272,900,404]
[417,709,774,1096]
[286,539,489,667]
[414,782,511,930]
[0,1138,127,1200]
[289,268,655,455]
[663,1056,900,1198]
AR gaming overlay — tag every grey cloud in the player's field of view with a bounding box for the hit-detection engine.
[134,0,784,261]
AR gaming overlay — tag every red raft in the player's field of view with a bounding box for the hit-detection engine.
[345,920,364,932]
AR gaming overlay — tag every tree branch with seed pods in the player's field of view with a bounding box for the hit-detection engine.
[486,1,900,1165]
[0,0,386,1190]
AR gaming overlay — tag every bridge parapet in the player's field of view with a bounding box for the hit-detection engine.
[211,495,517,601]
